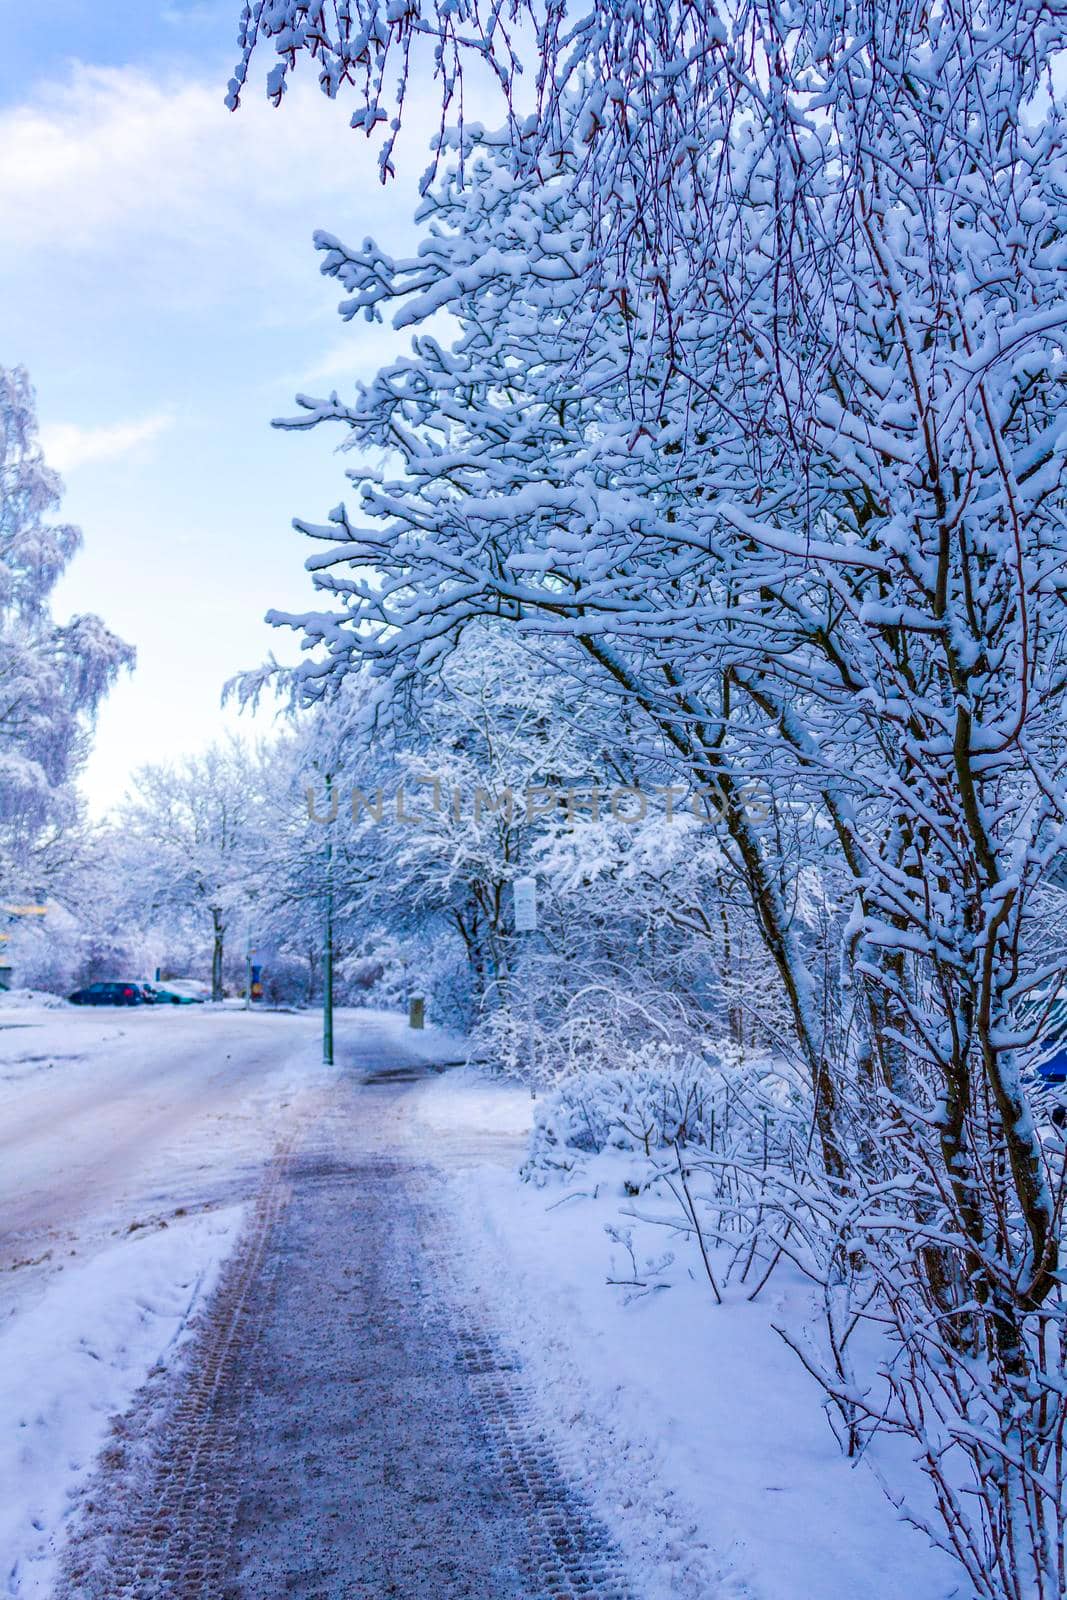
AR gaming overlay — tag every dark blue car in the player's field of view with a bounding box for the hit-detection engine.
[69,981,145,1006]
[1029,997,1067,1122]
[1037,1044,1067,1085]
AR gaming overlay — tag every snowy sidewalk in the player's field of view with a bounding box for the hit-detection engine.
[54,1059,639,1600]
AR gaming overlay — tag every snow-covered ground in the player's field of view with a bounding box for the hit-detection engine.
[0,1207,242,1597]
[0,1006,966,1597]
[411,1067,963,1600]
[0,999,461,1595]
[0,998,465,1311]
[0,999,315,1313]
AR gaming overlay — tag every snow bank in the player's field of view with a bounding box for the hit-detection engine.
[0,988,70,1011]
[412,1067,961,1600]
[0,1205,243,1597]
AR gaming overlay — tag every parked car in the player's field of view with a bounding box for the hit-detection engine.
[149,983,205,1005]
[161,979,210,1001]
[1025,995,1067,1125]
[69,981,145,1007]
[1036,1042,1067,1087]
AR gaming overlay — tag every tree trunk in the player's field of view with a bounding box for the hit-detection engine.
[210,905,225,1001]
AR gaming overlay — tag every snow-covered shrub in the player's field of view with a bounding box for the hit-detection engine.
[520,1045,820,1319]
[74,928,151,988]
[254,954,311,1006]
[525,1056,722,1171]
[6,914,79,994]
[472,955,727,1080]
[524,1062,709,1198]
[523,1047,801,1175]
[335,926,474,1024]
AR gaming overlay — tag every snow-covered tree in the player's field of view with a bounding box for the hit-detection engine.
[0,365,133,897]
[280,628,604,1018]
[119,739,271,999]
[235,4,1067,1588]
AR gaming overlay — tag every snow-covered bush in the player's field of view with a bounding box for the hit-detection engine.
[525,1057,723,1169]
[5,910,79,994]
[473,980,702,1089]
[523,1047,802,1182]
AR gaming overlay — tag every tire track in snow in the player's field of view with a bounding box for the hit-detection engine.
[55,1130,300,1600]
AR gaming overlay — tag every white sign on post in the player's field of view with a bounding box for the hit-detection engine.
[513,875,538,932]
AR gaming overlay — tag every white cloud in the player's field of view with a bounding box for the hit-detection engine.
[40,413,173,471]
[0,62,434,286]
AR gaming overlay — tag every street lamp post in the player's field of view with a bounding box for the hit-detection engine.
[513,875,538,1085]
[323,773,334,1066]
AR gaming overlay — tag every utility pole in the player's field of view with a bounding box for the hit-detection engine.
[244,919,253,1011]
[322,772,334,1066]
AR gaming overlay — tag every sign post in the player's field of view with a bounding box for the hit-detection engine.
[513,875,538,933]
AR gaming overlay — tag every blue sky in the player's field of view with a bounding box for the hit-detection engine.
[0,1,444,812]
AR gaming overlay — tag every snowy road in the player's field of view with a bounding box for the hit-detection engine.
[0,1004,321,1318]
